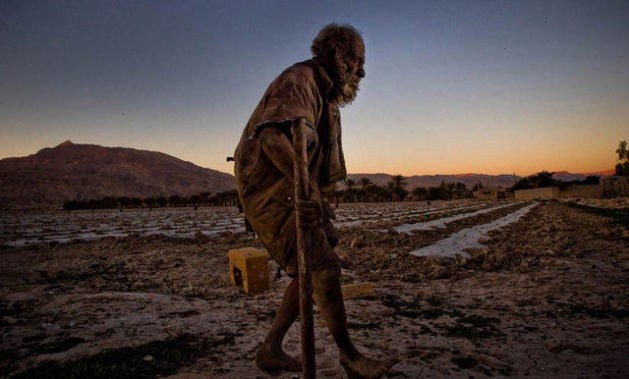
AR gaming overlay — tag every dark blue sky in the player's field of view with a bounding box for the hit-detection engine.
[1,0,628,175]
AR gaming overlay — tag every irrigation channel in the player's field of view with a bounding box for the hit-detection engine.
[2,200,537,258]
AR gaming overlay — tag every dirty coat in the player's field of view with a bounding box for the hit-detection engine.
[233,58,346,273]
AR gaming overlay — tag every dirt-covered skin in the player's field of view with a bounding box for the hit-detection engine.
[1,200,628,378]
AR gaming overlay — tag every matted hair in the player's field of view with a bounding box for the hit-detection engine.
[311,23,363,61]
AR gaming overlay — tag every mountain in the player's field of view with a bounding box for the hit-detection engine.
[346,173,521,190]
[1,141,614,209]
[0,141,236,209]
[552,170,614,182]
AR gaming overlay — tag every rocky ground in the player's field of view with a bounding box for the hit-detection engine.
[1,200,628,378]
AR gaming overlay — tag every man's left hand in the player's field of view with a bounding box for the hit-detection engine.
[296,198,322,228]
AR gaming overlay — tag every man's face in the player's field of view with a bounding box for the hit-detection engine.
[333,39,365,107]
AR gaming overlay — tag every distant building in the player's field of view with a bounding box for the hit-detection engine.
[474,187,510,200]
[601,176,629,197]
[515,177,627,200]
[515,187,560,200]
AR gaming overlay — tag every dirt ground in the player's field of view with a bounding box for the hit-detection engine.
[1,200,628,378]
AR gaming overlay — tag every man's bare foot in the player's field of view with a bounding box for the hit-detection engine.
[255,345,302,372]
[341,353,395,379]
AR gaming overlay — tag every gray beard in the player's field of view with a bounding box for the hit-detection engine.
[332,70,360,107]
[322,58,360,107]
[337,79,359,107]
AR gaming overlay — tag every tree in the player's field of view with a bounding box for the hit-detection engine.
[453,182,469,199]
[511,171,556,191]
[345,179,356,202]
[615,140,629,176]
[156,196,168,207]
[189,195,202,210]
[428,186,442,200]
[358,177,373,190]
[411,187,429,201]
[439,181,455,200]
[616,140,628,160]
[199,191,211,204]
[169,195,181,207]
[534,171,555,188]
[225,189,239,205]
[358,177,373,202]
[387,174,408,201]
[582,176,600,185]
[370,184,390,202]
[144,197,156,209]
[390,174,407,189]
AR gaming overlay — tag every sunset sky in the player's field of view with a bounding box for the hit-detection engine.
[1,0,628,177]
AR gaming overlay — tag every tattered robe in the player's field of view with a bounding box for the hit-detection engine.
[234,58,346,274]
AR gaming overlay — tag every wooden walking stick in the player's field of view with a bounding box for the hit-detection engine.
[292,118,316,378]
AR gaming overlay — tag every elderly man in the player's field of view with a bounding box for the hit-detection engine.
[234,24,392,379]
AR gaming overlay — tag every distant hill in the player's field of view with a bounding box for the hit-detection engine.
[0,141,236,209]
[0,141,613,209]
[552,170,614,182]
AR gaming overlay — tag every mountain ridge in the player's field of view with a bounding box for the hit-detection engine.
[0,141,235,209]
[0,141,613,209]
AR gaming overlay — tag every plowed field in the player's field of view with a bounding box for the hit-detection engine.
[1,199,628,378]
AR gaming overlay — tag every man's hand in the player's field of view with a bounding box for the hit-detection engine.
[296,198,322,228]
[258,125,296,180]
[322,200,339,247]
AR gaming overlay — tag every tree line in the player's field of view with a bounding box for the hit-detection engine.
[510,171,601,191]
[62,176,475,211]
[330,175,474,203]
[63,189,240,210]
[511,140,628,191]
[61,171,609,211]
